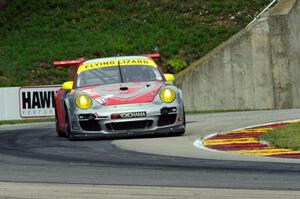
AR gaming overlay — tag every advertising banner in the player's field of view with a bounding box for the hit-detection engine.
[19,86,60,118]
[0,87,20,120]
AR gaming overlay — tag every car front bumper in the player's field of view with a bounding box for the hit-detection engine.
[68,101,185,139]
[69,124,185,139]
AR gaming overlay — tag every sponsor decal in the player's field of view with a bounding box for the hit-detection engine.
[19,86,60,118]
[95,94,114,105]
[111,111,146,120]
[118,59,150,65]
[77,58,156,73]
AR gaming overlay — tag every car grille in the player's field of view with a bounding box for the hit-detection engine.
[106,120,153,131]
[157,114,177,126]
[79,120,101,131]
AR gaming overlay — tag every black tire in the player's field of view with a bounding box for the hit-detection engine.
[55,108,66,137]
[182,107,186,127]
[65,108,76,141]
[55,118,66,137]
[174,106,186,136]
[174,130,185,136]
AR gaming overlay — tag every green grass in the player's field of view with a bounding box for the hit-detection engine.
[0,118,54,125]
[262,122,300,151]
[0,0,270,87]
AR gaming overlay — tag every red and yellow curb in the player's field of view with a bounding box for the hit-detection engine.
[201,120,300,159]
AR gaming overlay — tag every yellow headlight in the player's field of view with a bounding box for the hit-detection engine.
[160,88,176,103]
[75,95,92,109]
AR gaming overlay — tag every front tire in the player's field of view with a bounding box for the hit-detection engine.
[55,108,66,137]
[174,106,186,136]
[65,107,76,141]
[56,118,66,137]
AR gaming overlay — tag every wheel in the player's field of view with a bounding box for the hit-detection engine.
[65,106,76,141]
[182,106,186,127]
[55,117,66,137]
[174,106,186,136]
[174,130,185,136]
[55,108,66,137]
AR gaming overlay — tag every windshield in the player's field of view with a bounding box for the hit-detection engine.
[75,65,164,88]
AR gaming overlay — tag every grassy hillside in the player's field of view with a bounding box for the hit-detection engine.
[0,0,270,87]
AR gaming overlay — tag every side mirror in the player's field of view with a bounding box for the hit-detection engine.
[62,81,73,90]
[164,74,175,84]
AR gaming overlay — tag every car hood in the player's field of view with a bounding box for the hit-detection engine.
[79,81,163,106]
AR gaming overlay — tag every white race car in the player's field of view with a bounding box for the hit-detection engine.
[54,54,185,140]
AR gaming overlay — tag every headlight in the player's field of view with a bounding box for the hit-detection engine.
[160,88,176,103]
[75,95,92,109]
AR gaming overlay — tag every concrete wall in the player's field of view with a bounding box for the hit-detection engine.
[176,0,300,111]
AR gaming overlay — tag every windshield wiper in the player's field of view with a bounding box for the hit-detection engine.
[117,61,124,83]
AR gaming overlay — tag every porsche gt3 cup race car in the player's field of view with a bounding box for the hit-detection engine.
[54,54,185,140]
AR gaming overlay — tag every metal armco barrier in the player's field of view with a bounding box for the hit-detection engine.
[0,85,60,120]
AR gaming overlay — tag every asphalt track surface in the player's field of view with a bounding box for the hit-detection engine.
[1,109,300,198]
